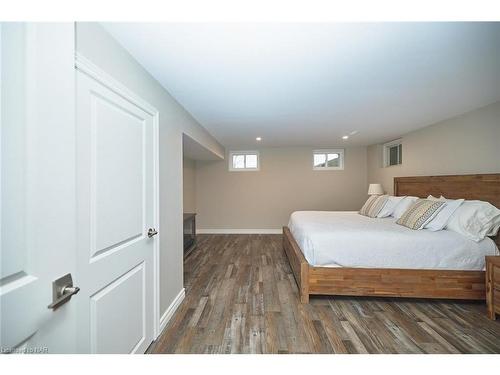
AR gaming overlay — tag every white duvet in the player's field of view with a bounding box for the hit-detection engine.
[288,211,499,270]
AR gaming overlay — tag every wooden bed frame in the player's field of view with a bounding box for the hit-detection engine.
[283,174,500,303]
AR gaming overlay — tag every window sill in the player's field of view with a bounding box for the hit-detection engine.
[383,164,402,168]
[228,168,260,172]
[313,167,344,171]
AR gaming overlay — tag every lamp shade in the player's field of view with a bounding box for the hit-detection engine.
[368,183,384,195]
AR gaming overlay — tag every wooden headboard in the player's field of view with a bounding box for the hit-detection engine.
[394,173,500,247]
[394,174,500,208]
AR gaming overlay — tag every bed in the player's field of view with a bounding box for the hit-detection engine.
[283,174,500,303]
[289,211,498,270]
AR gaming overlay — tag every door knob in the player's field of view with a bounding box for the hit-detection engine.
[148,228,158,238]
[48,273,80,310]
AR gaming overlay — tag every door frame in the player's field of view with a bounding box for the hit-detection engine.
[74,53,161,340]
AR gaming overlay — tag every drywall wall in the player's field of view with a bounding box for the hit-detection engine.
[75,23,224,318]
[183,157,196,213]
[367,101,500,194]
[195,147,367,230]
[195,101,500,231]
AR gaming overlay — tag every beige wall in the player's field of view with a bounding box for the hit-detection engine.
[196,147,367,230]
[183,157,196,213]
[367,101,500,194]
[196,101,500,230]
[76,23,224,316]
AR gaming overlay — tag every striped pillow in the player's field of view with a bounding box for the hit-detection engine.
[396,199,446,230]
[359,195,389,218]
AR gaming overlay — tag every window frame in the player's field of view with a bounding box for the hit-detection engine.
[312,149,345,171]
[383,139,402,167]
[228,150,260,172]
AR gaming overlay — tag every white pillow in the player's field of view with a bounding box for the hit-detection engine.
[445,199,500,242]
[392,196,419,219]
[472,196,500,237]
[424,195,464,231]
[377,196,406,218]
[487,223,500,236]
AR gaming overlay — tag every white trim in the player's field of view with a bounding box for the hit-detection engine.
[312,148,344,170]
[158,288,186,336]
[228,150,260,171]
[75,53,157,116]
[152,110,160,338]
[75,53,162,343]
[383,138,403,167]
[197,228,282,234]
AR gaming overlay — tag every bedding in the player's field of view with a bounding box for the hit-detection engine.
[377,195,406,218]
[359,195,384,217]
[368,195,389,217]
[392,196,418,219]
[424,195,464,231]
[445,199,500,242]
[288,211,499,270]
[396,199,446,230]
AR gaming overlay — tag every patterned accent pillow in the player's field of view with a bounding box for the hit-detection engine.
[396,199,446,230]
[359,195,378,216]
[359,195,389,218]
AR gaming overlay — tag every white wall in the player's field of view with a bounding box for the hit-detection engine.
[367,101,500,194]
[75,23,224,317]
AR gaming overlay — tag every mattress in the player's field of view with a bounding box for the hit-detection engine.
[288,211,499,270]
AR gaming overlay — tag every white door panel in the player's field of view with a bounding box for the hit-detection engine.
[92,94,145,256]
[90,262,146,354]
[76,59,158,354]
[0,276,40,349]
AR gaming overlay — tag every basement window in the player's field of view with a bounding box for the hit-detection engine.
[313,149,344,170]
[229,151,260,171]
[383,139,402,167]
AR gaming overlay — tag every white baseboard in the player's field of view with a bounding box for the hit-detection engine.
[158,288,185,336]
[197,228,282,234]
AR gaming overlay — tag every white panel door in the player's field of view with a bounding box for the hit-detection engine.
[76,59,158,354]
[1,23,77,353]
[0,22,39,352]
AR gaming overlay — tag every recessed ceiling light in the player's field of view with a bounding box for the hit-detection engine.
[342,135,349,140]
[256,137,262,141]
[349,130,359,136]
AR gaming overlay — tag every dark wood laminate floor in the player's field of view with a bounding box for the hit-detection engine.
[152,234,500,354]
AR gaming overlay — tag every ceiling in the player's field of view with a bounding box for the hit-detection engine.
[103,22,500,147]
